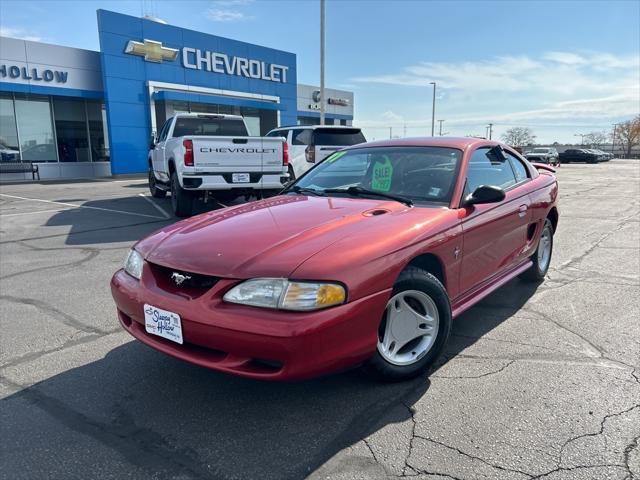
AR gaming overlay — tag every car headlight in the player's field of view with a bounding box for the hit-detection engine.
[123,248,144,280]
[223,278,346,311]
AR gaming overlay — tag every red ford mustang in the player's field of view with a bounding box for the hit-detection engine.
[111,137,558,382]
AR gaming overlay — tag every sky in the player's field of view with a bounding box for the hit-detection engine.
[1,0,639,143]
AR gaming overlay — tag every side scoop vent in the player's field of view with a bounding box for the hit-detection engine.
[363,208,390,217]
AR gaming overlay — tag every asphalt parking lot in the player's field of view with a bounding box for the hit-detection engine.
[0,160,638,480]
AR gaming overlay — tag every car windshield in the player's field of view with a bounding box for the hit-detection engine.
[292,146,462,206]
[172,117,249,137]
[313,128,366,146]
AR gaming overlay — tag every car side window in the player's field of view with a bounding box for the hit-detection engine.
[292,129,312,146]
[158,119,172,142]
[505,152,530,183]
[466,147,517,194]
[267,130,287,140]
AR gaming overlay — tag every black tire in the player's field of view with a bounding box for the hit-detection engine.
[170,172,194,217]
[520,218,554,282]
[213,191,238,204]
[259,189,282,199]
[363,267,452,382]
[288,164,296,181]
[148,168,167,198]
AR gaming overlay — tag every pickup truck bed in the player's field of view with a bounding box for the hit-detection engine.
[148,114,288,216]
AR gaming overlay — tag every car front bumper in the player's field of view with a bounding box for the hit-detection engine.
[111,268,391,381]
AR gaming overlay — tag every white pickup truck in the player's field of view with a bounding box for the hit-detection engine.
[148,113,288,216]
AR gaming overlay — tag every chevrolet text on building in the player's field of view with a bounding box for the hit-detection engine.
[124,39,289,83]
[182,49,289,83]
[0,10,354,181]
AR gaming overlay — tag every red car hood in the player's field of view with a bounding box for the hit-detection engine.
[139,195,431,278]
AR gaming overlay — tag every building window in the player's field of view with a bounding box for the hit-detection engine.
[87,102,110,162]
[0,94,20,162]
[53,98,90,162]
[14,95,57,162]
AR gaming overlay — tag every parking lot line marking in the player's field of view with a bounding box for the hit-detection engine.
[0,193,165,219]
[0,208,69,217]
[138,193,171,219]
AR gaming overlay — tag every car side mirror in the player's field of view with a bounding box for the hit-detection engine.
[464,185,506,206]
[149,133,156,150]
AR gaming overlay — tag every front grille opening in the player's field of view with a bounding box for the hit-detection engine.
[148,262,219,296]
[248,358,283,373]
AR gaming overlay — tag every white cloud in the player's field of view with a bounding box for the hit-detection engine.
[352,51,640,141]
[0,26,43,42]
[381,111,404,122]
[206,0,254,22]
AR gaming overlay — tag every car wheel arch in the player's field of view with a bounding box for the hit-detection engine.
[403,253,447,290]
[547,207,559,232]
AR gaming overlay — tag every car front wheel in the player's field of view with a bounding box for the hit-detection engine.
[364,267,452,382]
[520,218,554,282]
[148,168,167,198]
[170,172,194,217]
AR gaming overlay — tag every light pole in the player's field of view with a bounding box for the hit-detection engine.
[429,82,436,136]
[574,133,585,145]
[437,119,444,136]
[486,123,493,140]
[319,0,325,125]
[611,124,619,156]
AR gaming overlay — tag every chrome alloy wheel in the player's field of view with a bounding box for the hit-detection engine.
[377,290,440,366]
[537,226,552,272]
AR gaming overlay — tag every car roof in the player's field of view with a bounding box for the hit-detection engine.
[270,125,361,131]
[346,136,507,151]
[173,113,244,120]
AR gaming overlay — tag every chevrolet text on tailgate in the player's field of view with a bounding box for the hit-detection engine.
[148,113,288,216]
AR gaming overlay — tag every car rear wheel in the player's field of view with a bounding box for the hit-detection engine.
[148,168,167,198]
[363,267,452,382]
[170,172,194,217]
[520,218,554,282]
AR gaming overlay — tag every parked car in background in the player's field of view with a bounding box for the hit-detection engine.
[148,114,288,217]
[266,125,366,179]
[559,149,601,164]
[525,147,559,165]
[112,137,559,382]
[0,140,20,162]
[589,149,612,161]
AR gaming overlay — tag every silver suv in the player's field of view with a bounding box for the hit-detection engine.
[525,147,559,164]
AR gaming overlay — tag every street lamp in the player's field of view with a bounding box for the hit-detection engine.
[574,133,585,145]
[437,119,445,136]
[429,82,436,136]
[319,0,325,125]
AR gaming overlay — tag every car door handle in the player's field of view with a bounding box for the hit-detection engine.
[518,205,528,217]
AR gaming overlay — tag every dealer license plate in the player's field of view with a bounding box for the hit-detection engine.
[144,304,183,344]
[232,173,250,183]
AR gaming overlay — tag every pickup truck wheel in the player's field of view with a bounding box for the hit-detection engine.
[520,219,554,282]
[148,169,167,198]
[170,172,194,217]
[363,267,452,382]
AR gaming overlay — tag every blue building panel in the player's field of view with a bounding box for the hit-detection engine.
[97,9,297,175]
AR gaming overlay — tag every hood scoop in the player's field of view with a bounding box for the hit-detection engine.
[363,208,390,217]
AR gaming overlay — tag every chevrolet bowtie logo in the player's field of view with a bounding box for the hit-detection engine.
[124,39,179,63]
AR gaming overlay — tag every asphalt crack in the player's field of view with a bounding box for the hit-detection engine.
[431,359,516,380]
[0,294,112,335]
[1,375,219,480]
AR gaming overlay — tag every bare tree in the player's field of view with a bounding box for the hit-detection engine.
[583,131,608,147]
[501,127,536,147]
[613,116,640,158]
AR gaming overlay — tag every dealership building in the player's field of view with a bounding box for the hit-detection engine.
[0,9,354,180]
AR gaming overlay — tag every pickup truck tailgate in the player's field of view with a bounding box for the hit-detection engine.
[191,137,283,170]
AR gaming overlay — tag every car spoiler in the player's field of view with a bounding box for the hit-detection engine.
[531,162,556,173]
